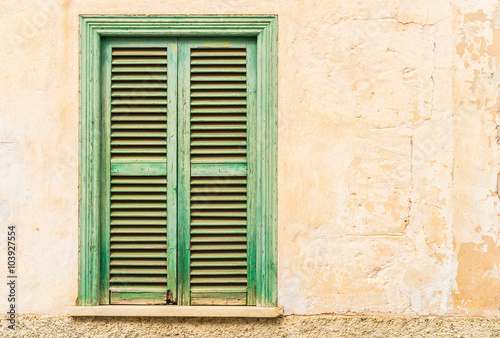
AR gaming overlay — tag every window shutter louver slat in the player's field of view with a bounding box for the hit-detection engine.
[188,47,250,306]
[109,46,169,305]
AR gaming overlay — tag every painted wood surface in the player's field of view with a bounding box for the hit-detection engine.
[105,39,175,305]
[79,15,278,307]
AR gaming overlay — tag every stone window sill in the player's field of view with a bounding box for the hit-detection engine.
[68,306,283,318]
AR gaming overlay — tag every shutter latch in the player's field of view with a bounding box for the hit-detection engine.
[166,290,176,305]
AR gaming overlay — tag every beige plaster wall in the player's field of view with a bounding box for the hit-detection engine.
[0,0,499,316]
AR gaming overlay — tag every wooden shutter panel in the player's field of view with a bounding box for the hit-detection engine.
[185,46,253,305]
[108,46,171,304]
[103,39,256,306]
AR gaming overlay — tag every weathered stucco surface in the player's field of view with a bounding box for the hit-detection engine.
[0,0,500,319]
[1,315,500,337]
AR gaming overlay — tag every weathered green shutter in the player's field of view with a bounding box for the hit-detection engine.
[81,17,277,309]
[103,40,177,305]
[102,38,256,306]
[178,40,256,305]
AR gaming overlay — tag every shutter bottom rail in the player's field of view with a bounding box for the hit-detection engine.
[111,292,168,305]
[190,291,247,306]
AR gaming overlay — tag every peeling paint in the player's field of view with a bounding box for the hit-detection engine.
[455,237,500,314]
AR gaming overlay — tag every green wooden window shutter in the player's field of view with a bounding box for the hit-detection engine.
[95,33,271,306]
[180,42,257,305]
[79,16,278,308]
[102,39,178,305]
[108,45,169,305]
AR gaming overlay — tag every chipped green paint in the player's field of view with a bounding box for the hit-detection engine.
[102,37,178,305]
[79,15,278,308]
[110,292,167,305]
[179,37,257,306]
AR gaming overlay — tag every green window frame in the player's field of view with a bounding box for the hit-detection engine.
[78,15,277,307]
